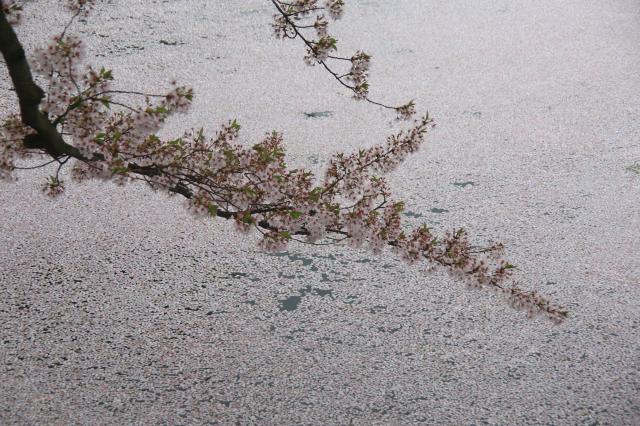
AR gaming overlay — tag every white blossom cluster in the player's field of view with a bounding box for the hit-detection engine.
[324,0,345,20]
[0,115,32,181]
[347,51,371,99]
[33,35,89,118]
[64,0,95,16]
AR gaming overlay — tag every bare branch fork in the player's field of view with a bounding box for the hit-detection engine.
[270,0,416,118]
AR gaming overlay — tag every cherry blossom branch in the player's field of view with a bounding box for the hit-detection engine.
[0,0,567,323]
[270,0,416,119]
[13,157,58,170]
[0,3,82,160]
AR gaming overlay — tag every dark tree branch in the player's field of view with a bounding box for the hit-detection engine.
[0,3,83,159]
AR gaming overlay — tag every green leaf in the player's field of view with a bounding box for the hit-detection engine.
[110,166,129,174]
[223,149,237,165]
[241,211,253,224]
[168,138,184,148]
[100,67,113,81]
[309,187,324,202]
[280,231,292,240]
[99,97,111,108]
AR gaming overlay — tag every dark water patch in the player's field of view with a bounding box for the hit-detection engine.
[369,305,387,314]
[411,396,430,402]
[268,251,313,266]
[321,272,344,283]
[270,252,350,277]
[430,207,449,214]
[321,336,344,344]
[278,272,297,279]
[316,253,338,260]
[218,271,248,279]
[206,310,230,315]
[463,110,482,118]
[303,111,333,118]
[160,39,184,46]
[279,296,302,312]
[344,295,358,304]
[404,210,423,218]
[239,8,267,16]
[290,254,313,266]
[278,285,334,311]
[298,285,313,296]
[299,285,333,298]
[269,251,290,258]
[377,326,402,334]
[123,45,145,52]
[314,288,333,298]
[626,163,640,175]
[452,181,475,188]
